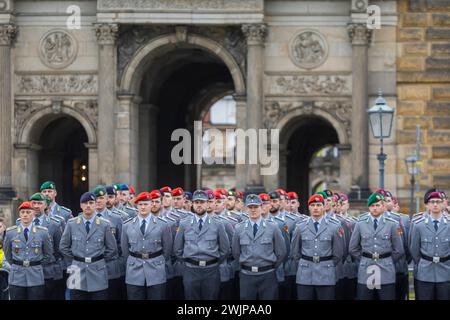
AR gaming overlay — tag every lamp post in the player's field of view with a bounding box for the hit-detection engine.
[368,91,395,189]
[405,155,418,216]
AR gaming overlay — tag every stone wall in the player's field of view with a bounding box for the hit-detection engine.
[396,0,450,212]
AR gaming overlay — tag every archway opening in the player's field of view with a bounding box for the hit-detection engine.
[38,116,89,213]
[138,46,235,191]
[285,116,339,213]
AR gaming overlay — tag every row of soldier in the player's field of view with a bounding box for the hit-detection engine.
[0,181,449,300]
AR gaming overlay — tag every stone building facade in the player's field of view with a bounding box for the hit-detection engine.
[0,0,446,223]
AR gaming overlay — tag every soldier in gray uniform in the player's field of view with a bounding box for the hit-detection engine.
[121,191,173,300]
[40,181,73,222]
[349,192,405,300]
[28,192,63,300]
[409,191,450,300]
[106,185,130,222]
[174,190,230,300]
[232,194,286,300]
[59,192,118,300]
[291,194,344,300]
[3,201,53,300]
[92,185,124,300]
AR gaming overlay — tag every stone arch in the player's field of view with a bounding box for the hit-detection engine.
[18,104,97,146]
[120,33,246,96]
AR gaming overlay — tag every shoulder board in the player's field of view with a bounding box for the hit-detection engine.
[170,211,180,218]
[413,212,424,218]
[123,217,133,224]
[166,215,176,222]
[50,216,60,223]
[227,216,239,223]
[296,218,309,226]
[285,214,296,221]
[98,217,110,224]
[274,216,284,223]
[385,216,398,224]
[36,226,48,231]
[60,206,72,213]
[217,215,227,221]
[126,206,138,211]
[358,215,370,222]
[359,212,369,217]
[328,216,340,224]
[68,216,78,223]
[53,214,65,221]
[389,211,400,217]
[6,225,18,232]
[241,212,249,218]
[157,216,168,223]
[412,216,425,224]
[16,218,21,222]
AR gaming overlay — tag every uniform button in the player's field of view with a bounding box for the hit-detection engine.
[374,238,376,240]
[374,245,377,248]
[436,237,438,240]
[436,245,438,247]
[315,246,317,248]
[315,239,318,242]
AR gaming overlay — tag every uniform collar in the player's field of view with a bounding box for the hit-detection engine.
[82,215,95,225]
[33,214,45,225]
[250,217,262,227]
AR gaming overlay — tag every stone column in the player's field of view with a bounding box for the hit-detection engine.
[347,23,372,199]
[0,24,17,200]
[242,24,267,193]
[94,23,118,185]
[234,94,246,191]
[138,103,158,191]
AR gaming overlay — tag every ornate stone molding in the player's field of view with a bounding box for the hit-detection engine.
[117,25,246,83]
[14,99,98,140]
[242,24,267,45]
[15,74,98,95]
[263,100,352,139]
[267,75,351,96]
[94,23,119,45]
[289,29,328,70]
[347,23,372,46]
[39,29,78,69]
[98,0,262,11]
[0,23,17,46]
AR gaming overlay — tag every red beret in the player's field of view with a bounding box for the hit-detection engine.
[214,190,225,200]
[134,192,151,203]
[287,191,298,200]
[235,190,244,199]
[206,189,214,200]
[149,190,162,200]
[375,188,387,198]
[393,196,398,205]
[172,187,184,197]
[215,188,228,196]
[308,194,324,206]
[333,193,340,201]
[276,188,287,196]
[339,193,349,201]
[425,191,443,203]
[160,186,172,194]
[128,185,136,194]
[259,193,270,202]
[18,201,33,211]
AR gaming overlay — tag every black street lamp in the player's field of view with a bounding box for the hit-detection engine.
[368,91,395,189]
[405,154,418,216]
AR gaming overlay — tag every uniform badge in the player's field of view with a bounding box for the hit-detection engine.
[34,247,39,254]
[15,247,20,254]
[396,227,403,236]
[283,225,288,233]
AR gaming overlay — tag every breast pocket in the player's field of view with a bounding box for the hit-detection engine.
[12,241,25,257]
[319,235,332,251]
[440,237,450,252]
[94,237,104,248]
[301,235,313,249]
[260,237,273,254]
[205,235,217,249]
[421,237,432,250]
[72,235,82,250]
[149,238,162,251]
[31,241,42,256]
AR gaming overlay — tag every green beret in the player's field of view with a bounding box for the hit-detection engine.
[92,185,107,197]
[40,181,56,191]
[315,191,328,199]
[367,192,384,207]
[113,183,121,191]
[29,192,46,202]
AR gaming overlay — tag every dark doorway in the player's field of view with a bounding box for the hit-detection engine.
[286,116,339,213]
[38,117,89,214]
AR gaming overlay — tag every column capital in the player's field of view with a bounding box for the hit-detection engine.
[242,24,267,45]
[0,24,17,46]
[347,23,372,46]
[94,23,119,45]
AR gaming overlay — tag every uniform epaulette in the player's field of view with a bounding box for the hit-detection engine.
[157,216,168,223]
[35,226,48,231]
[385,216,397,224]
[165,215,176,222]
[274,216,284,223]
[60,206,72,213]
[328,217,341,225]
[285,214,296,221]
[412,216,425,224]
[98,217,110,224]
[358,215,370,222]
[241,212,249,218]
[6,225,18,232]
[389,211,400,217]
[50,216,60,223]
[53,214,65,221]
[126,206,138,211]
[68,216,78,223]
[170,211,180,218]
[413,212,424,218]
[226,215,239,223]
[123,217,133,224]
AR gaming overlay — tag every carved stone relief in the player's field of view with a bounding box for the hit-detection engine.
[267,75,351,96]
[15,74,98,95]
[39,29,78,69]
[289,29,328,69]
[98,0,262,11]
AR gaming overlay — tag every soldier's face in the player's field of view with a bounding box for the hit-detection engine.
[137,201,151,217]
[226,196,235,210]
[184,200,192,211]
[106,195,116,209]
[95,195,107,211]
[291,199,300,212]
[369,201,385,217]
[31,200,45,216]
[214,199,225,213]
[426,199,443,214]
[236,199,244,211]
[261,202,270,214]
[81,200,96,217]
[324,198,332,211]
[162,193,172,208]
[279,197,287,210]
[150,198,162,214]
[19,209,34,225]
[309,202,325,218]
[41,189,56,202]
[121,191,131,203]
[385,197,395,211]
[172,195,184,209]
[247,205,262,221]
[341,200,349,212]
[393,203,400,212]
[270,199,280,212]
[207,199,215,212]
[193,200,207,216]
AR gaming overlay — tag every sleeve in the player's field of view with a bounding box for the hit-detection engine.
[332,225,344,265]
[409,222,420,264]
[173,222,185,260]
[104,223,118,261]
[42,231,54,264]
[217,222,230,263]
[290,224,302,264]
[59,223,73,260]
[348,223,362,263]
[52,224,63,260]
[391,223,405,263]
[273,226,287,268]
[231,227,241,262]
[162,224,173,261]
[3,233,12,265]
[120,224,130,261]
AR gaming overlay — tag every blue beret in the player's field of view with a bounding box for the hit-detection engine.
[106,186,116,195]
[193,190,208,201]
[245,194,263,206]
[119,184,129,191]
[184,192,193,201]
[80,192,96,203]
